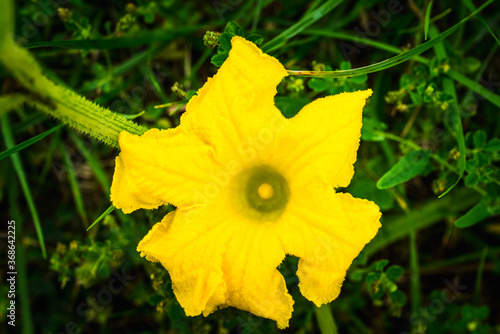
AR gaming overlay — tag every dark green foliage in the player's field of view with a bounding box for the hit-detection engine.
[1,0,500,333]
[210,21,264,67]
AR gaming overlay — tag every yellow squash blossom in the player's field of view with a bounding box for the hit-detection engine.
[111,36,381,328]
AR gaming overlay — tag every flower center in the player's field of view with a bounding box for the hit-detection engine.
[237,165,290,221]
[257,183,274,200]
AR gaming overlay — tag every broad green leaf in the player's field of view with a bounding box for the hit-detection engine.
[374,259,390,271]
[473,130,487,148]
[464,172,479,188]
[390,290,407,306]
[484,138,500,152]
[455,197,500,228]
[366,272,381,283]
[386,265,404,281]
[377,150,431,189]
[246,34,264,46]
[308,78,330,92]
[361,117,388,142]
[275,96,310,118]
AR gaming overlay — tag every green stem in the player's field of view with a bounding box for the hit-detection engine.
[314,304,339,334]
[0,0,147,148]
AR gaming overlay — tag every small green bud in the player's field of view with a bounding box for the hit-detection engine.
[125,3,137,14]
[58,8,73,23]
[286,78,304,93]
[171,82,187,100]
[312,61,326,72]
[203,31,221,49]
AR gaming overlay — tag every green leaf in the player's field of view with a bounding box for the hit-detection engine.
[219,33,232,51]
[455,197,500,228]
[484,138,500,152]
[361,117,388,142]
[349,74,368,84]
[246,34,264,46]
[366,272,381,283]
[390,290,407,306]
[148,294,165,306]
[275,96,310,118]
[386,265,404,281]
[308,78,330,92]
[224,21,243,36]
[473,130,487,148]
[464,172,479,188]
[409,92,423,106]
[424,0,434,40]
[476,151,491,167]
[374,259,390,271]
[377,150,431,189]
[210,53,228,67]
[349,269,365,282]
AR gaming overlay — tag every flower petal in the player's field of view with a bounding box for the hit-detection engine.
[137,210,229,316]
[271,90,372,188]
[222,222,294,329]
[111,127,220,213]
[277,184,381,306]
[181,36,289,164]
[137,198,294,327]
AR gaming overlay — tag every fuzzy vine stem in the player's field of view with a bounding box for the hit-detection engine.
[0,0,147,148]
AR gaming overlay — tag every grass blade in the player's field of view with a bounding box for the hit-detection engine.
[69,131,111,194]
[461,0,500,46]
[87,205,115,231]
[0,124,62,161]
[424,0,434,40]
[58,139,88,227]
[24,27,199,50]
[430,25,466,198]
[1,113,47,259]
[7,176,34,334]
[301,29,500,109]
[262,0,345,53]
[287,0,494,78]
[455,197,500,228]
